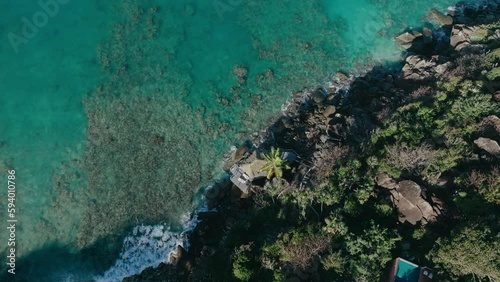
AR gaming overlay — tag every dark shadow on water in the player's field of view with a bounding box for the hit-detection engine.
[0,232,126,282]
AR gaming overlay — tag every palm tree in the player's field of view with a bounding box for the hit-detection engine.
[260,147,291,179]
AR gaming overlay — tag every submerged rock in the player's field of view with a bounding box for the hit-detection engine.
[430,9,453,26]
[422,27,433,44]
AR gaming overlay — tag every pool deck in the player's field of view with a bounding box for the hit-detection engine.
[388,258,433,282]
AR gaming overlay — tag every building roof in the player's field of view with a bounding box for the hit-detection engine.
[240,159,268,180]
[229,164,251,193]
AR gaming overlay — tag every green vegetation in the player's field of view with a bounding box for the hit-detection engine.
[486,67,500,81]
[343,221,401,281]
[260,147,291,179]
[233,244,255,281]
[429,223,500,281]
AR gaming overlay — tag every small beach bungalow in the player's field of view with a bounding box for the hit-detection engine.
[229,164,252,193]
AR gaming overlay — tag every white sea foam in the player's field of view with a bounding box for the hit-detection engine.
[94,211,202,282]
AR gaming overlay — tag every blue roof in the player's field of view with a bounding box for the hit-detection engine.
[394,258,420,282]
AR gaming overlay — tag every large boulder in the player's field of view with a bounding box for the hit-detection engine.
[430,9,453,26]
[401,55,439,80]
[323,106,336,118]
[416,198,437,222]
[396,196,423,225]
[281,116,294,129]
[396,181,439,224]
[397,181,422,203]
[376,173,399,189]
[435,62,452,75]
[450,24,491,51]
[422,27,433,44]
[312,88,328,104]
[480,115,500,142]
[395,31,421,44]
[376,175,439,225]
[474,137,500,157]
[223,145,249,171]
[494,91,500,102]
[451,25,469,50]
[394,30,427,52]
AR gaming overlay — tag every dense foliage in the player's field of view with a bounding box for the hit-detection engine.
[429,223,500,281]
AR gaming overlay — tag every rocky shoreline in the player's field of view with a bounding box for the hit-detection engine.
[124,1,500,281]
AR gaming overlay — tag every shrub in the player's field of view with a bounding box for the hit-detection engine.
[466,167,500,204]
[384,143,438,173]
[262,226,331,269]
[447,94,498,127]
[429,223,500,281]
[486,67,500,81]
[486,48,500,64]
[448,54,485,78]
[406,86,433,102]
[344,221,401,281]
[233,244,255,281]
[323,213,348,236]
[293,158,375,212]
[374,203,394,217]
[457,80,483,97]
[320,251,346,273]
[412,225,427,240]
[311,146,350,187]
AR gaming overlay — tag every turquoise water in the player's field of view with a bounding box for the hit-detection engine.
[0,0,463,280]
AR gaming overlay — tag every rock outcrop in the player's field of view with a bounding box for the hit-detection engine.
[312,87,328,104]
[474,137,500,157]
[395,30,423,51]
[401,55,449,80]
[450,24,491,51]
[376,174,439,225]
[430,9,453,26]
[481,115,500,139]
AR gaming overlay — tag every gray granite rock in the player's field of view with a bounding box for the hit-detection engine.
[474,137,500,157]
[430,9,453,26]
